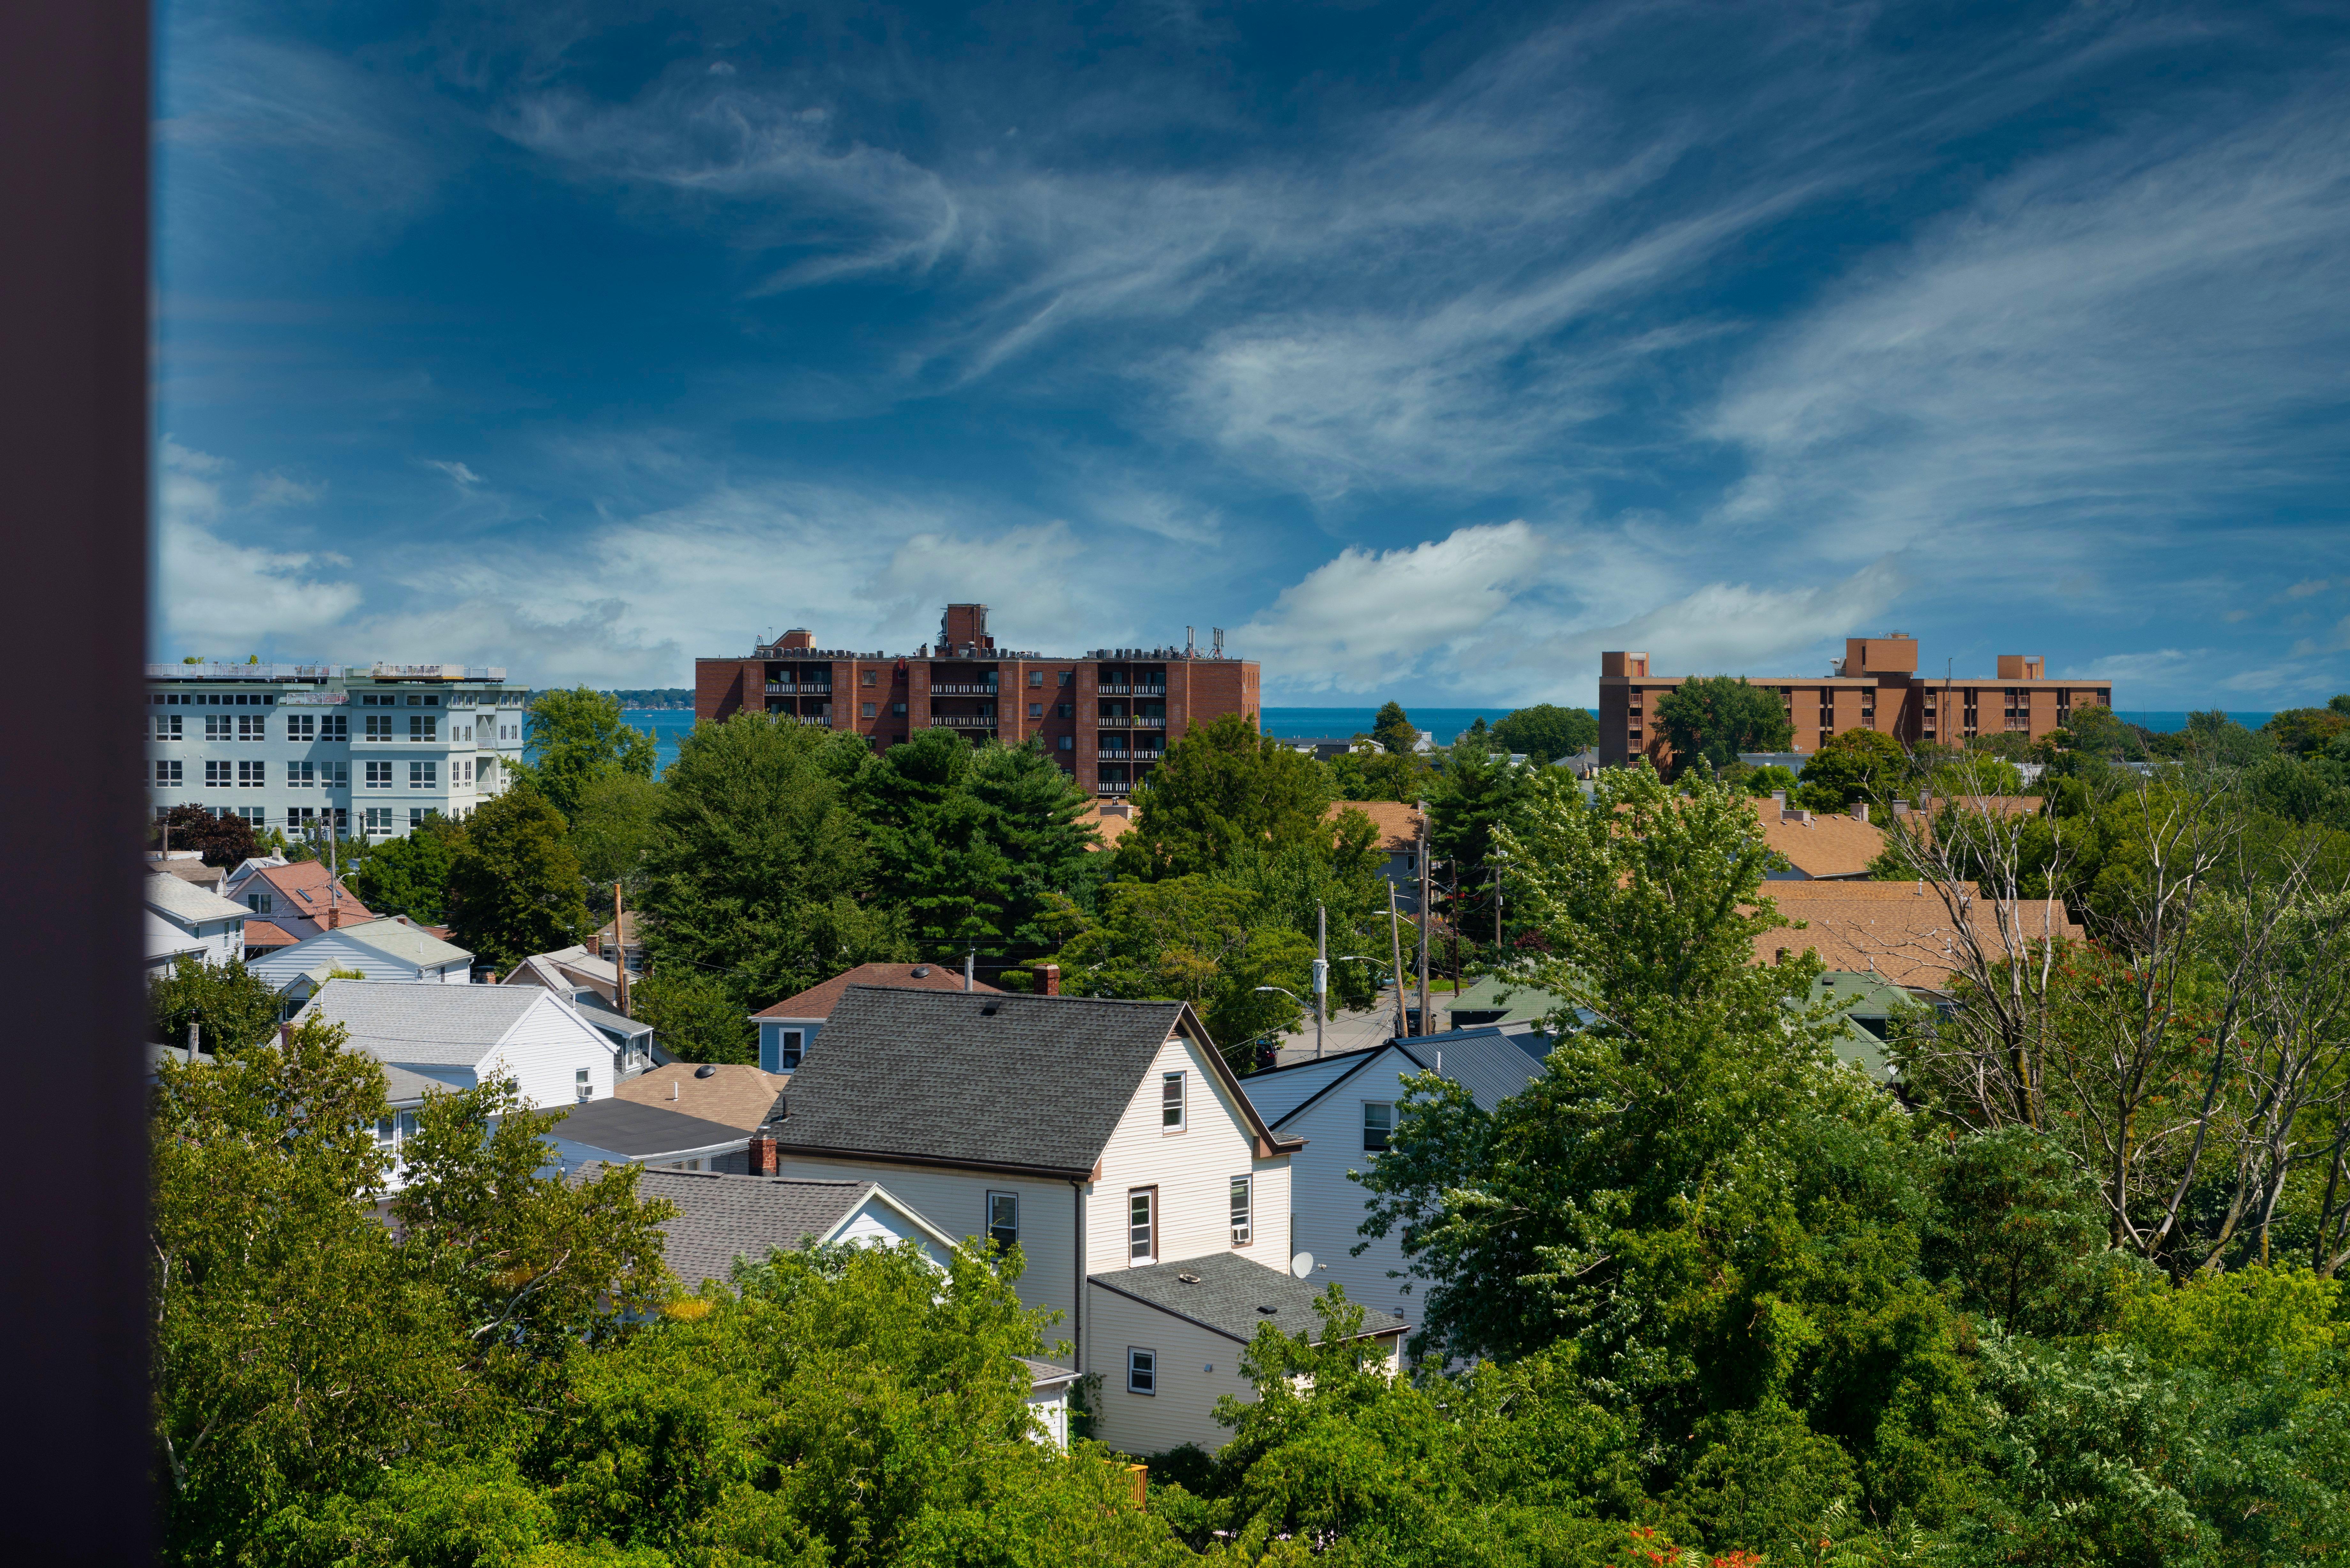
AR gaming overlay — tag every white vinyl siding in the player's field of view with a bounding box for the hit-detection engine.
[476,994,619,1110]
[1087,1031,1291,1276]
[1085,1283,1254,1455]
[831,1195,955,1268]
[765,1155,1080,1334]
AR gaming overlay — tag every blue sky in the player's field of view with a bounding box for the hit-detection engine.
[155,0,2350,706]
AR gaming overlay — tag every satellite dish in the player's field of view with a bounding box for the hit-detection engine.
[1290,1252,1315,1279]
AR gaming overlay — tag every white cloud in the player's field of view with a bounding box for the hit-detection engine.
[424,459,482,487]
[155,440,362,650]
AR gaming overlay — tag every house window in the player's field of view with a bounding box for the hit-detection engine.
[777,1029,804,1070]
[409,762,437,789]
[1161,1072,1185,1131]
[1058,671,1073,686]
[1230,1175,1251,1246]
[364,761,392,788]
[1058,735,1073,751]
[892,702,907,716]
[1056,703,1073,719]
[246,893,273,915]
[238,760,265,788]
[1363,1102,1393,1153]
[1128,1188,1156,1262]
[322,714,347,741]
[987,1191,1018,1250]
[152,714,181,740]
[238,714,266,741]
[287,762,314,788]
[323,763,349,789]
[1126,1347,1156,1395]
[153,759,182,787]
[363,807,392,833]
[287,713,314,741]
[362,714,391,741]
[861,669,876,687]
[409,808,426,827]
[860,701,876,718]
[575,1067,593,1100]
[375,1109,420,1166]
[410,715,437,742]
[1028,702,1043,719]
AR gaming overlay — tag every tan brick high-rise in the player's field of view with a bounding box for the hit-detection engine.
[696,604,1261,796]
[1597,635,2114,767]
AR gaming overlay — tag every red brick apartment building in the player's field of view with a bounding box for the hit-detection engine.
[695,604,1261,796]
[1598,634,2115,768]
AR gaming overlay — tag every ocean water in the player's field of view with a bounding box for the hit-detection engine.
[621,705,2276,776]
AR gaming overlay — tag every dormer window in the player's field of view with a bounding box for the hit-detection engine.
[1161,1072,1185,1131]
[778,1029,805,1070]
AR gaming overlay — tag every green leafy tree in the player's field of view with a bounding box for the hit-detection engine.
[857,729,1018,958]
[148,953,284,1054]
[964,738,1102,953]
[1795,725,1909,810]
[636,715,906,1012]
[1428,738,1530,924]
[632,964,755,1065]
[1046,874,1315,1058]
[1653,676,1793,774]
[1328,744,1431,802]
[1370,700,1420,755]
[568,770,665,891]
[445,782,591,969]
[346,811,465,924]
[2263,704,2350,757]
[149,1018,672,1556]
[151,803,258,867]
[1490,703,1599,763]
[1742,762,1800,797]
[1118,712,1335,880]
[521,687,657,821]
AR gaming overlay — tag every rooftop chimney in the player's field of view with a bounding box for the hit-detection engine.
[1853,803,1870,824]
[1892,800,1911,818]
[1770,790,1788,813]
[748,1135,778,1176]
[1034,962,1061,997]
[963,951,975,991]
[780,628,814,650]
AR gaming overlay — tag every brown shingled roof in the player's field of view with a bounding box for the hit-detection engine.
[249,860,375,924]
[1756,808,1886,880]
[614,1063,792,1129]
[240,919,299,952]
[1753,880,2085,989]
[751,962,999,1021]
[1329,800,1423,853]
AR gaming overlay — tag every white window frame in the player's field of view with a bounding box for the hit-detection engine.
[237,759,265,788]
[1126,1346,1156,1395]
[986,1190,1018,1251]
[1128,1187,1156,1263]
[321,714,347,741]
[364,761,392,789]
[1363,1101,1393,1153]
[409,761,437,789]
[1230,1174,1252,1247]
[777,1028,804,1070]
[1161,1071,1185,1132]
[364,714,393,741]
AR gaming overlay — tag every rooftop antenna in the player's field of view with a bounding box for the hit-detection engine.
[1186,625,1196,657]
[1211,627,1224,658]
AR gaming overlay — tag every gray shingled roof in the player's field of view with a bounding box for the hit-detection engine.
[578,1163,879,1290]
[292,979,546,1067]
[552,1098,749,1159]
[1089,1251,1408,1345]
[145,871,249,926]
[772,986,1199,1176]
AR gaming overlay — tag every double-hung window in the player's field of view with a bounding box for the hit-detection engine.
[1161,1072,1185,1131]
[364,761,392,789]
[1230,1175,1252,1246]
[152,714,181,740]
[238,760,264,788]
[364,714,392,741]
[409,715,437,742]
[1126,1347,1156,1395]
[1028,702,1043,719]
[362,807,392,833]
[287,713,315,741]
[410,761,437,789]
[987,1191,1018,1251]
[322,762,349,789]
[153,760,182,787]
[1128,1188,1156,1263]
[246,893,273,915]
[287,761,315,788]
[776,1029,804,1070]
[204,714,231,740]
[238,714,266,741]
[321,714,348,741]
[1363,1102,1393,1153]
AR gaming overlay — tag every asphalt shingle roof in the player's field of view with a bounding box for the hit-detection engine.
[329,918,474,969]
[293,979,545,1067]
[1090,1251,1408,1345]
[772,986,1200,1175]
[753,962,998,1021]
[575,1163,879,1290]
[1240,1028,1548,1132]
[552,1099,750,1159]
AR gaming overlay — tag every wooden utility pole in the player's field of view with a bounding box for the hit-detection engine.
[1386,881,1408,1041]
[613,882,631,1018]
[1416,802,1431,1036]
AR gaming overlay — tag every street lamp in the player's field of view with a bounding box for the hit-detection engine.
[1252,986,1308,1067]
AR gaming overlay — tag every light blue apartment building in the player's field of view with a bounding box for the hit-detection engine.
[145,662,530,841]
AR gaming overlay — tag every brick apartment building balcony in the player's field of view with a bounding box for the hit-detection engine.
[929,682,1000,694]
[763,682,831,694]
[929,715,998,729]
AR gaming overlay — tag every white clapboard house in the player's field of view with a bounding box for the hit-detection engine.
[767,985,1406,1455]
[1240,1025,1550,1325]
[246,916,474,1001]
[292,978,625,1111]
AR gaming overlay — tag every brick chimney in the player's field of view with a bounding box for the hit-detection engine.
[748,1135,778,1176]
[780,628,814,650]
[1034,962,1061,997]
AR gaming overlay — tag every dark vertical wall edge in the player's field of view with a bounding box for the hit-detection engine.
[0,0,154,1559]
